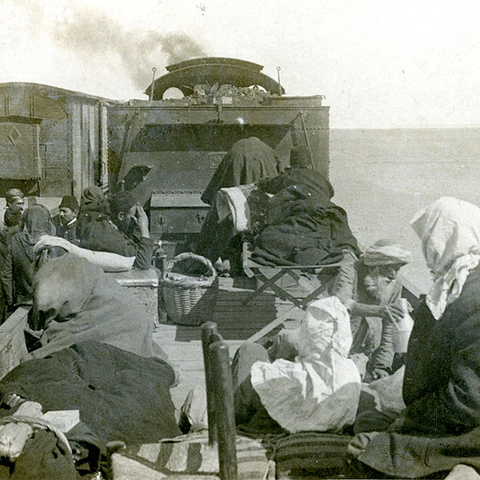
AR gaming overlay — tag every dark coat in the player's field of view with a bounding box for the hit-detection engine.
[55,218,79,245]
[2,233,35,306]
[358,265,480,478]
[80,217,155,270]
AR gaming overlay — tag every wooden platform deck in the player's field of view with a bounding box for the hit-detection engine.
[153,276,306,410]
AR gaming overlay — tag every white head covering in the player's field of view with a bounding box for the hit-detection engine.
[363,239,412,267]
[411,196,480,319]
[297,296,352,360]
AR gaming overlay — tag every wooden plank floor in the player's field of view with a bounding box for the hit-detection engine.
[153,276,304,411]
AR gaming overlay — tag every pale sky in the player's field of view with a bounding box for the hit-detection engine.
[1,0,480,128]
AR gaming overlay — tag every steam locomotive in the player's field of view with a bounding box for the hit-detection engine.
[0,57,329,253]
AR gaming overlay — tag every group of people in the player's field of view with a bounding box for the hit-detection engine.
[0,187,180,478]
[195,137,480,478]
[230,196,480,479]
[0,186,157,322]
[0,137,480,479]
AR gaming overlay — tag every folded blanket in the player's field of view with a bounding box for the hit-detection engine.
[216,184,256,233]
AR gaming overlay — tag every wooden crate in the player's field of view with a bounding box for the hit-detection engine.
[0,307,29,379]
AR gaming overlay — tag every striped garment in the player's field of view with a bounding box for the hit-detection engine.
[274,432,352,479]
[110,431,273,480]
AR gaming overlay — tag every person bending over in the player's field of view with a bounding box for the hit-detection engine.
[79,191,155,270]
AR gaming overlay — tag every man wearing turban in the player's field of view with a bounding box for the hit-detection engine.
[331,239,412,380]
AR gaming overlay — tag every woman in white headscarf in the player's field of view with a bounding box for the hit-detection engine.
[352,197,480,479]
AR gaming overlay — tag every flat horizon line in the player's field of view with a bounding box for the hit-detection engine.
[330,125,480,130]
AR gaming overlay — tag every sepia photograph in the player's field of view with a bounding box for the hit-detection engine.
[0,0,480,478]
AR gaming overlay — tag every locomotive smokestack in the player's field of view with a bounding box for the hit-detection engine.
[149,67,157,101]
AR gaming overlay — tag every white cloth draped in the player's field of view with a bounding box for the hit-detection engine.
[251,297,361,433]
[411,196,480,319]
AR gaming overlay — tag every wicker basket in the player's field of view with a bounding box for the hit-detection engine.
[161,253,217,326]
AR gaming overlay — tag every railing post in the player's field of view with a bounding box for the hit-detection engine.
[201,321,219,444]
[210,341,238,480]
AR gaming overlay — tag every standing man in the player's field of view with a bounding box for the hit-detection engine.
[0,189,27,322]
[56,196,80,245]
[4,189,26,229]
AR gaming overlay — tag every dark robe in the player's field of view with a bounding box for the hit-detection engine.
[357,265,480,478]
[197,137,280,262]
[0,342,180,453]
[2,205,55,306]
[80,218,155,270]
[201,137,279,206]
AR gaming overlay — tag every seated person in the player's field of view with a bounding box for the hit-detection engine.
[331,239,412,380]
[80,191,155,270]
[56,195,80,244]
[349,197,480,479]
[201,136,280,206]
[29,253,174,369]
[76,185,110,240]
[233,297,361,435]
[197,137,280,263]
[2,204,56,308]
[255,240,411,383]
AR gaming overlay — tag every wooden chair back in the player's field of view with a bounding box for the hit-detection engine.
[201,321,238,480]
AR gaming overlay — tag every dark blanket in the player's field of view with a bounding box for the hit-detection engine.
[201,137,279,206]
[0,430,76,480]
[0,342,180,452]
[252,183,359,266]
[259,168,335,202]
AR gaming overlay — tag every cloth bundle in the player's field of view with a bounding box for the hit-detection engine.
[251,297,361,433]
[216,184,257,234]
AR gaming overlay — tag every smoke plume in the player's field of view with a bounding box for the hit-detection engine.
[50,5,206,90]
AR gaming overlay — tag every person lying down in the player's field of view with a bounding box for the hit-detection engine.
[26,253,173,370]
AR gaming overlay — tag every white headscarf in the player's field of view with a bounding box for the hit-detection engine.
[363,239,412,267]
[411,197,480,319]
